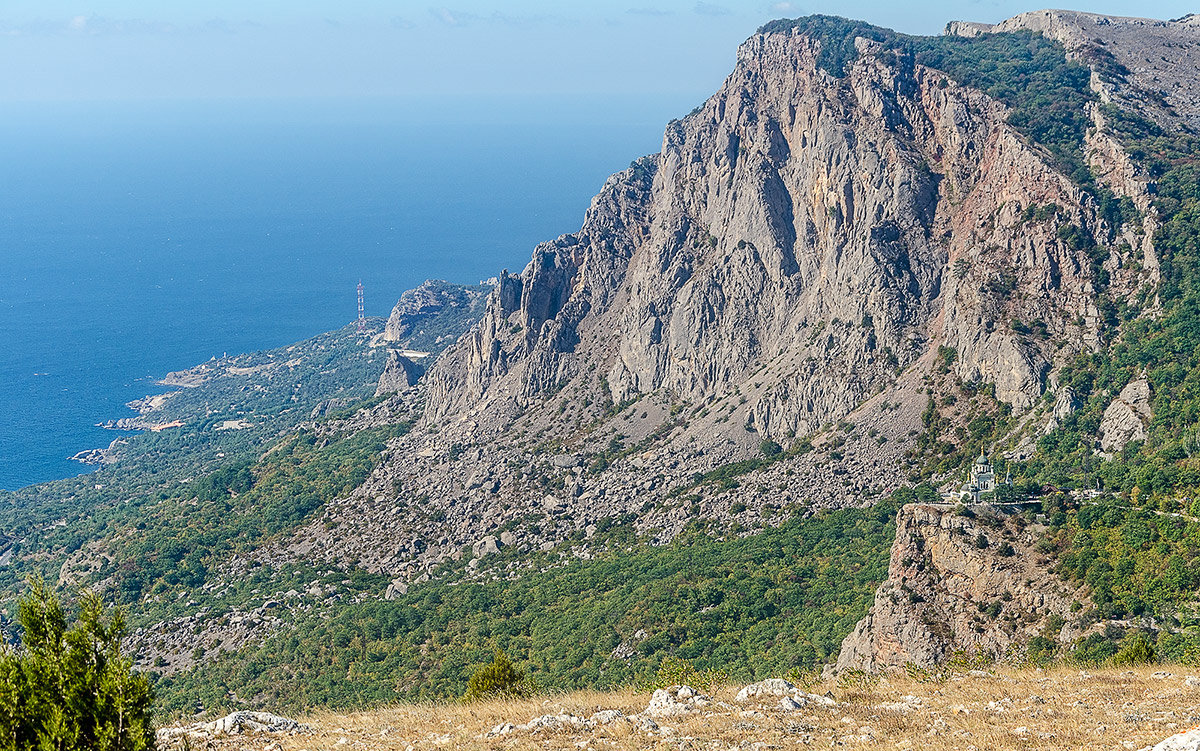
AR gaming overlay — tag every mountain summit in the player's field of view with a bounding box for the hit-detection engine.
[315,10,1170,575]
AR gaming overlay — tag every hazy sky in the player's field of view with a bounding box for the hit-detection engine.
[0,1,1195,101]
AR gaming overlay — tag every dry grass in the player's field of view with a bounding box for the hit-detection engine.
[178,665,1200,750]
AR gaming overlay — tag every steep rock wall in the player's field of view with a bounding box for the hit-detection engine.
[835,503,1088,671]
[425,29,1111,439]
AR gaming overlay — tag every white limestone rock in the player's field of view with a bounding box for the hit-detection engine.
[157,711,311,744]
[1100,378,1153,453]
[737,678,796,702]
[472,535,501,558]
[591,709,625,724]
[643,685,710,717]
[1145,728,1200,751]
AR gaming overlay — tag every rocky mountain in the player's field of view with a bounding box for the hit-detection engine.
[240,9,1200,679]
[7,10,1199,711]
[276,11,1171,585]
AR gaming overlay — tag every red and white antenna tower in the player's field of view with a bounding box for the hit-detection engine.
[356,281,365,334]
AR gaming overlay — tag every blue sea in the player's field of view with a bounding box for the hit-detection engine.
[0,93,701,491]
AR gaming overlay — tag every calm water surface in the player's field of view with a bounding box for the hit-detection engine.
[0,93,701,490]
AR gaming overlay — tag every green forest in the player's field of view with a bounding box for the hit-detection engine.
[154,502,895,713]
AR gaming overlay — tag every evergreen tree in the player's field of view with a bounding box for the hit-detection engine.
[464,649,529,701]
[0,577,154,751]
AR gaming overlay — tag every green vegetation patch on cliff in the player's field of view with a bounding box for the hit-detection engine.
[1027,112,1200,496]
[1036,491,1200,662]
[153,502,896,714]
[907,31,1095,185]
[760,18,1095,184]
[758,16,894,76]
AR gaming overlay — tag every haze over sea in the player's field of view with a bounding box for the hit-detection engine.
[0,94,697,491]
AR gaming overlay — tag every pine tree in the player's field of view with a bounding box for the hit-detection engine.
[0,577,154,750]
[464,649,529,701]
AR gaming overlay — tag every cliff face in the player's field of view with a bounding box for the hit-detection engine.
[273,15,1164,582]
[949,9,1200,300]
[835,503,1088,672]
[428,29,1112,437]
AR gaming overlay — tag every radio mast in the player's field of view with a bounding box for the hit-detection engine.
[356,281,365,335]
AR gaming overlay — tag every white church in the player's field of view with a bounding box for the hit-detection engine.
[944,452,1010,503]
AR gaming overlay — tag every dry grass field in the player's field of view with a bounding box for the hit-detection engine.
[165,665,1200,751]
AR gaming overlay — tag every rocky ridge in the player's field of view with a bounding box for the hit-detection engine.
[379,279,493,350]
[269,12,1171,589]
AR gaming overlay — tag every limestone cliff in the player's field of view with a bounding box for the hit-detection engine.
[948,9,1200,298]
[270,13,1170,582]
[835,503,1088,672]
[426,25,1119,435]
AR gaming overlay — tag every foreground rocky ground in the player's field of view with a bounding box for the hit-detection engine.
[159,665,1200,750]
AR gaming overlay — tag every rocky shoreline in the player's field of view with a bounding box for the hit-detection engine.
[70,437,128,466]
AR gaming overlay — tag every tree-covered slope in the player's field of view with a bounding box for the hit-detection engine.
[153,502,895,714]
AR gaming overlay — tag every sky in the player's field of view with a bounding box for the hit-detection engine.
[0,0,1196,101]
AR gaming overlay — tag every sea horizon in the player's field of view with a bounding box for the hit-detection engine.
[0,92,705,491]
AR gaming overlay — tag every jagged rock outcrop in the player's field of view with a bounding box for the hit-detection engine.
[1100,377,1153,453]
[375,280,491,395]
[835,503,1088,672]
[376,350,422,395]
